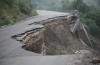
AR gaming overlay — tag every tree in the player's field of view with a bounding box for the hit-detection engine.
[78,3,88,14]
[72,0,77,9]
[85,7,100,27]
[88,20,100,35]
[33,3,38,9]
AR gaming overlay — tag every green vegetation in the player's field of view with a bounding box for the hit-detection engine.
[0,0,38,26]
[0,20,3,26]
[13,19,17,23]
[79,3,100,35]
[30,0,60,10]
[83,0,100,11]
[13,14,18,19]
[57,0,100,35]
[29,0,100,11]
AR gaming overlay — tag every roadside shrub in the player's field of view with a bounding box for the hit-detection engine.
[13,19,17,23]
[4,17,11,25]
[33,10,38,16]
[0,20,3,26]
[18,1,31,15]
[0,9,4,17]
[18,0,36,16]
[9,20,14,24]
[13,14,18,19]
[29,9,38,16]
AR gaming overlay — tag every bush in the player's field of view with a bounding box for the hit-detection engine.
[13,5,20,14]
[13,19,17,23]
[78,3,89,14]
[81,18,87,24]
[86,12,100,27]
[29,9,38,16]
[13,14,18,19]
[87,19,100,35]
[4,17,11,25]
[0,9,4,17]
[18,1,32,15]
[0,20,3,26]
[18,0,38,16]
[89,23,100,35]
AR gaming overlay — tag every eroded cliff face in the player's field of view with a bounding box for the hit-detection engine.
[23,28,45,53]
[42,16,91,55]
[12,28,45,54]
[12,15,99,55]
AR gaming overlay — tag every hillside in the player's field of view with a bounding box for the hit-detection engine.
[0,0,38,26]
[31,0,100,10]
[83,0,100,9]
[30,0,61,9]
[67,0,100,10]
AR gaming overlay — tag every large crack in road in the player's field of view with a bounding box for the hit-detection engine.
[12,14,94,55]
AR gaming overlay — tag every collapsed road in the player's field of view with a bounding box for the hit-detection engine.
[0,10,100,65]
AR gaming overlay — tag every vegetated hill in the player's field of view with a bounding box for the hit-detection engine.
[30,0,100,10]
[65,0,100,10]
[83,0,100,10]
[0,0,38,26]
[30,0,74,10]
[30,0,61,9]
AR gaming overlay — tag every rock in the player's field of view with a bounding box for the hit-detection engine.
[91,57,100,64]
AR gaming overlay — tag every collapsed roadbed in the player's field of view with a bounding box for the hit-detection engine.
[12,14,100,55]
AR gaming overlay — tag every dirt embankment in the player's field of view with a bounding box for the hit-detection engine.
[42,16,92,55]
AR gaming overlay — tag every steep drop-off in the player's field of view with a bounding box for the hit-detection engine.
[12,14,99,55]
[41,15,92,55]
